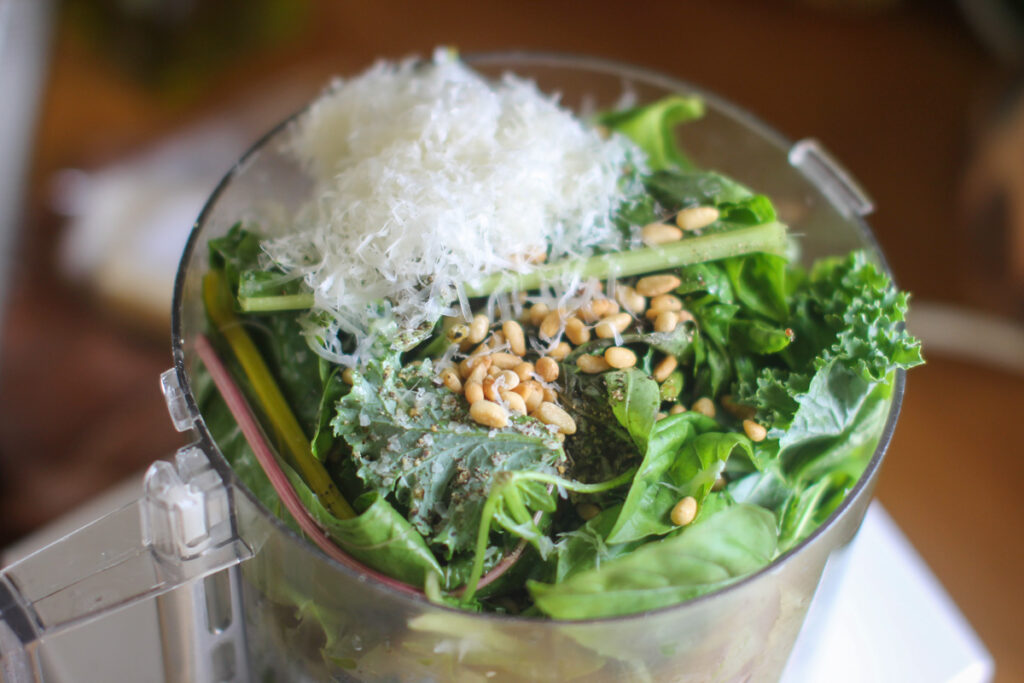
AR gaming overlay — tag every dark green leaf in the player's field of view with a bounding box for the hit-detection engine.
[605,369,661,453]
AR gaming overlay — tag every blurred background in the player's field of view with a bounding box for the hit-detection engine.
[0,0,1022,680]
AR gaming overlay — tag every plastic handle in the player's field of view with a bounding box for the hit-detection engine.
[0,447,252,682]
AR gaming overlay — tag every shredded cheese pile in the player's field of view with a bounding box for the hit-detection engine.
[262,49,638,364]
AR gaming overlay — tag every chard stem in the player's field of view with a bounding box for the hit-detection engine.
[203,269,356,520]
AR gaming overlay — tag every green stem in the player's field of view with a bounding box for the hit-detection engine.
[235,222,787,312]
[461,466,638,602]
[465,221,787,297]
[203,270,356,520]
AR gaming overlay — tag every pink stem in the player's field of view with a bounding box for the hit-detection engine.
[195,333,422,597]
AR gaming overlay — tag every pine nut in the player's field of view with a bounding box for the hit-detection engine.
[501,389,528,415]
[670,404,687,415]
[539,310,563,340]
[535,356,560,382]
[342,368,354,385]
[604,346,637,369]
[548,341,572,361]
[692,397,716,418]
[542,386,558,403]
[513,362,535,383]
[503,320,527,356]
[654,311,680,333]
[721,394,756,420]
[577,354,611,374]
[670,496,698,526]
[468,314,490,344]
[565,317,591,346]
[743,419,767,442]
[490,352,521,370]
[653,355,678,383]
[489,330,505,348]
[533,401,577,435]
[645,294,683,320]
[517,381,544,413]
[657,411,668,420]
[594,312,632,339]
[487,364,501,377]
[460,352,490,379]
[464,381,484,404]
[483,377,500,402]
[641,221,683,245]
[466,357,491,384]
[636,274,681,297]
[712,476,727,492]
[470,400,508,429]
[615,285,646,315]
[576,503,601,521]
[676,206,719,231]
[447,323,469,343]
[440,367,462,393]
[497,370,520,390]
[528,303,550,327]
[678,309,696,325]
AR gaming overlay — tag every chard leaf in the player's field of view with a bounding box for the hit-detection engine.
[333,353,564,557]
[529,504,778,619]
[596,95,705,170]
[605,369,661,453]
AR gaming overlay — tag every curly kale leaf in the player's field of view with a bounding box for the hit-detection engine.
[332,353,565,557]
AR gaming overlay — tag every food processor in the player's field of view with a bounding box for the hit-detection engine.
[0,53,900,682]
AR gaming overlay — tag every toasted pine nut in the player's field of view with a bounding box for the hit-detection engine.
[539,310,563,340]
[464,381,484,404]
[653,355,678,383]
[440,368,462,393]
[565,317,591,346]
[342,368,355,385]
[654,311,680,333]
[604,346,637,369]
[670,496,698,526]
[576,503,601,521]
[641,221,683,245]
[468,314,490,344]
[527,303,549,327]
[490,352,521,370]
[483,377,500,402]
[497,370,520,390]
[535,356,560,382]
[676,206,719,231]
[503,320,527,356]
[670,404,687,415]
[542,386,559,403]
[692,397,716,418]
[513,362,535,383]
[577,354,611,374]
[501,389,528,415]
[487,364,501,378]
[548,341,571,361]
[594,312,632,339]
[636,274,681,298]
[533,401,577,435]
[743,419,767,442]
[518,381,544,413]
[447,323,470,343]
[470,400,508,429]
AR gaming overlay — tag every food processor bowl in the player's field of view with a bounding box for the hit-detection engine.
[1,53,902,683]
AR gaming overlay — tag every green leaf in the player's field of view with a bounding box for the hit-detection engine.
[605,369,661,453]
[605,412,724,544]
[553,505,645,582]
[644,169,755,209]
[722,253,789,323]
[529,504,778,619]
[333,353,564,556]
[595,95,705,170]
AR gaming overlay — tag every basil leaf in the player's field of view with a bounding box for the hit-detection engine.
[529,504,778,619]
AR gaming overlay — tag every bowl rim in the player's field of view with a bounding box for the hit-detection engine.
[171,49,906,625]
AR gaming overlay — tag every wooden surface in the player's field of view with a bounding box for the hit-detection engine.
[1,0,1021,679]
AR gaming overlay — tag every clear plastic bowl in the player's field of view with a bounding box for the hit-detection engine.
[169,52,903,682]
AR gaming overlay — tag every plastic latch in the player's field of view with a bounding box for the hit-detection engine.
[142,447,233,564]
[788,139,874,218]
[160,367,195,432]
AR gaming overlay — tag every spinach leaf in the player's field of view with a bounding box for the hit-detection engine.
[605,412,729,544]
[676,261,734,302]
[644,169,755,210]
[605,369,661,453]
[553,505,644,582]
[595,95,704,170]
[529,504,778,619]
[333,353,564,557]
[721,253,789,323]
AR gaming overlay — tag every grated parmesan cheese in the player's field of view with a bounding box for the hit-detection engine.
[261,49,640,365]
